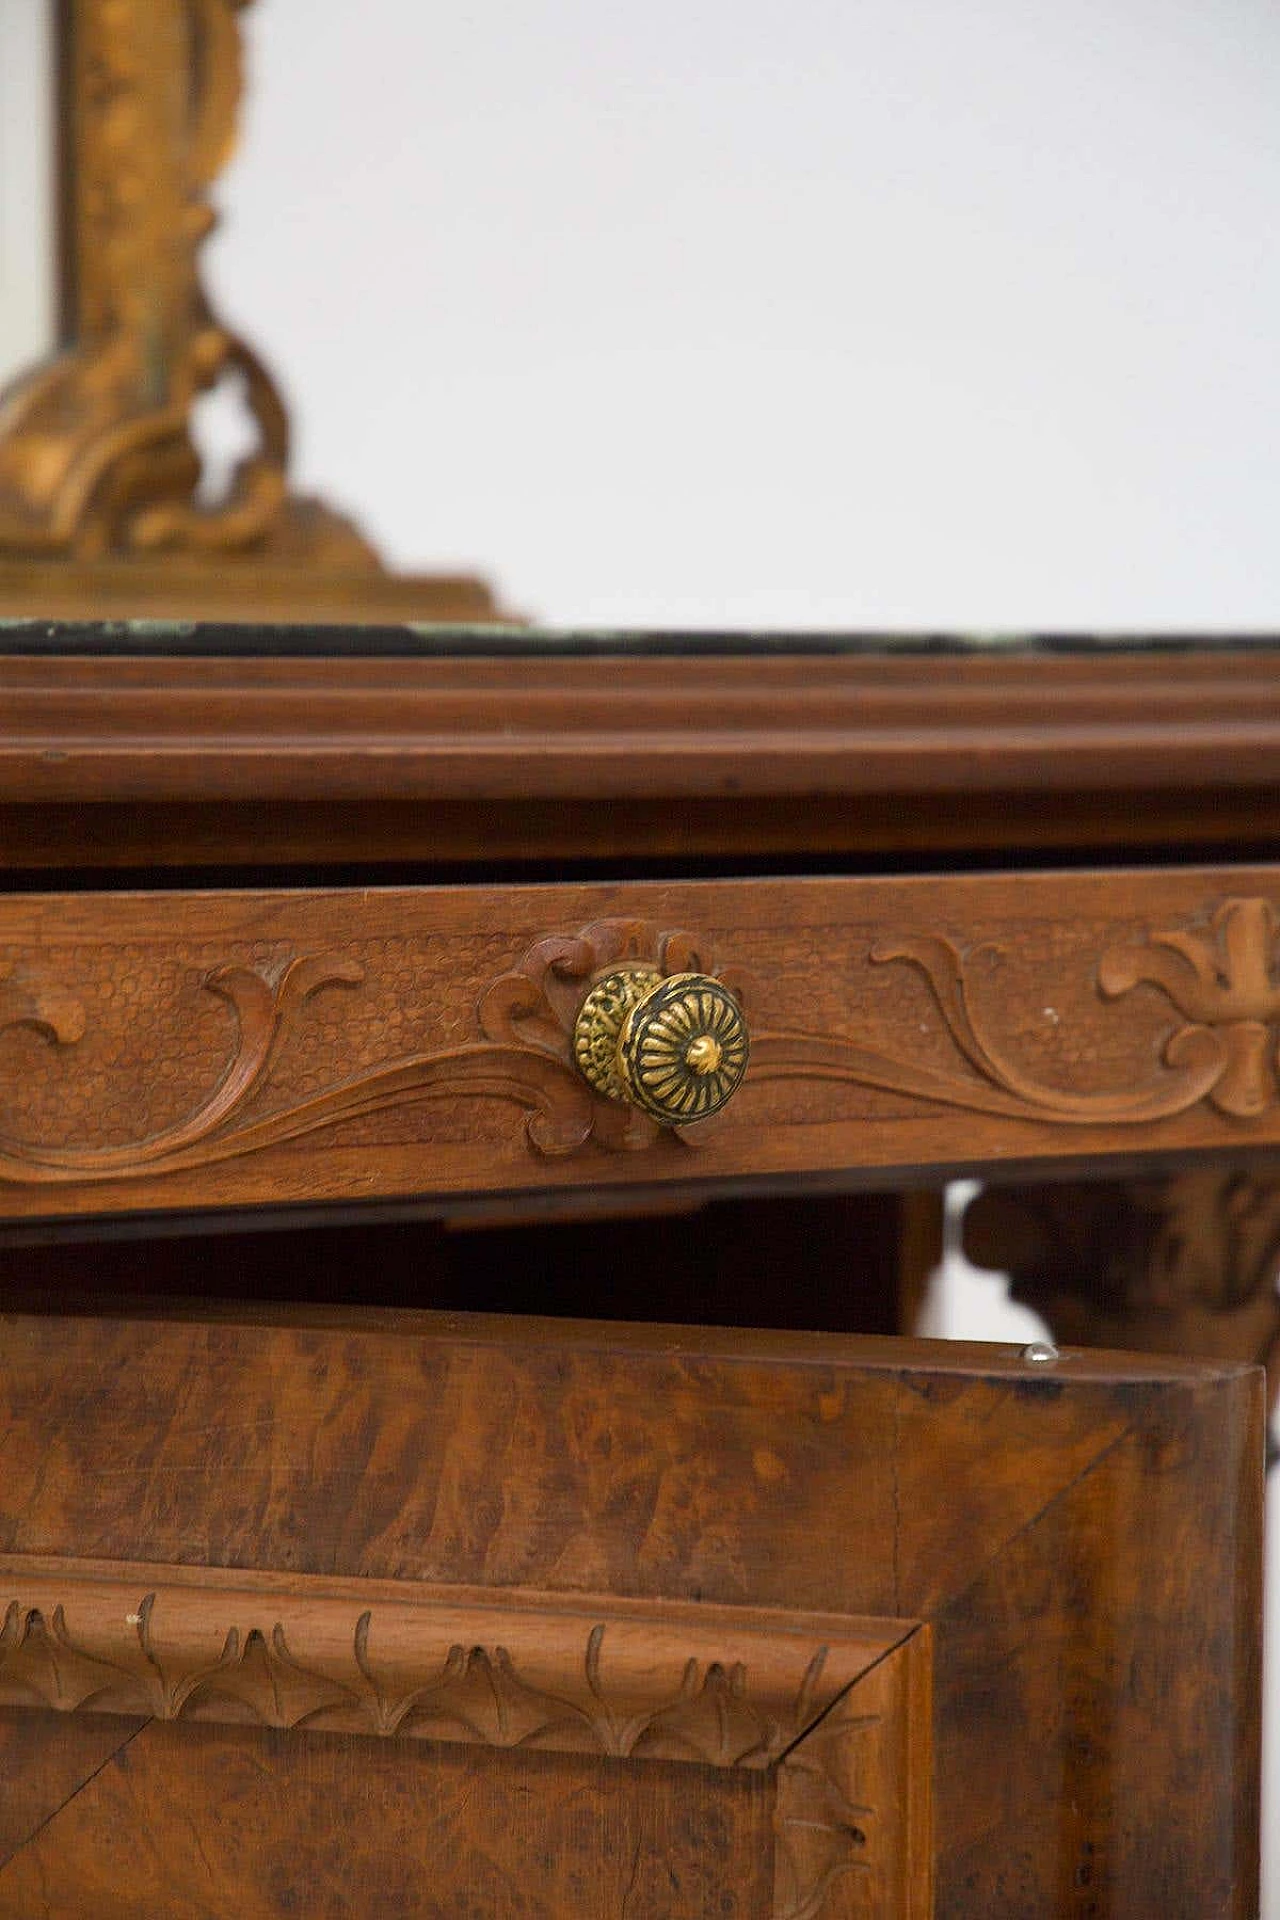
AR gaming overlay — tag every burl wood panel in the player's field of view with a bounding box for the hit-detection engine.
[0,1722,777,1920]
[8,870,1280,1219]
[0,1308,1261,1914]
[0,1708,146,1869]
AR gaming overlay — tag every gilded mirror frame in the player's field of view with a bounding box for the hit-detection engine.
[0,0,500,620]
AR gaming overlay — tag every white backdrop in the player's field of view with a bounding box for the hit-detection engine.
[2,0,1278,1903]
[0,0,56,384]
[202,0,1280,629]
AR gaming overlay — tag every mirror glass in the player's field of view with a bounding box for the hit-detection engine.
[0,0,57,393]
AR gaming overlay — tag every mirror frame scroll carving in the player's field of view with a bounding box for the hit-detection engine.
[0,0,503,621]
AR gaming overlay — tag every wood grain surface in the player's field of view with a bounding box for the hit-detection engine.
[0,1307,1260,1914]
[4,646,1280,808]
[7,872,1280,1218]
[0,1722,778,1920]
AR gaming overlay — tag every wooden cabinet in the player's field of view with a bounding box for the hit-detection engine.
[0,629,1272,1912]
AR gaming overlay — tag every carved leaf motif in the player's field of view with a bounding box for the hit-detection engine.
[0,1601,139,1714]
[348,1618,820,1766]
[753,903,1280,1129]
[869,934,1226,1121]
[0,1593,846,1773]
[8,902,1280,1189]
[773,1692,881,1920]
[183,1625,364,1729]
[479,918,740,1154]
[0,1570,902,1913]
[1098,899,1280,1116]
[0,952,603,1181]
[0,922,744,1184]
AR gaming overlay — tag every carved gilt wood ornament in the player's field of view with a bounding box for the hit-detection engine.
[6,901,1280,1187]
[0,0,498,616]
[0,0,349,563]
[0,1555,924,1920]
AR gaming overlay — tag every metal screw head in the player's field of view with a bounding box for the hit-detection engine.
[1021,1340,1061,1365]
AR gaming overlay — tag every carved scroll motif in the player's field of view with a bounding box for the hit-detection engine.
[753,895,1280,1126]
[0,948,598,1183]
[5,902,1277,1189]
[0,922,734,1184]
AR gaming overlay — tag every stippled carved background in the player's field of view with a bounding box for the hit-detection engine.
[4,870,1280,1216]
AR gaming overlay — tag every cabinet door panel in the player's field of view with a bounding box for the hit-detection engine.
[0,1308,1261,1914]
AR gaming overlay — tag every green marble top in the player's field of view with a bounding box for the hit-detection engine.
[0,621,1276,658]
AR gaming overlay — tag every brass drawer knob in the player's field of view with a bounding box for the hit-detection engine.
[573,968,749,1125]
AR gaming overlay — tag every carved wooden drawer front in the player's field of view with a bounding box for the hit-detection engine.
[0,1308,1260,1916]
[5,867,1280,1219]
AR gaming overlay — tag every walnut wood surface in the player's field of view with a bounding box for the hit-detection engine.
[0,1708,147,1870]
[0,1307,1260,1914]
[11,785,1280,872]
[0,1555,904,1760]
[0,1559,927,1918]
[3,647,1280,818]
[965,1168,1280,1424]
[7,874,1280,1219]
[0,635,1271,1906]
[0,1722,779,1920]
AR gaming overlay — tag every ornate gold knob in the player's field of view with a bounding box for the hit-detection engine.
[572,968,749,1125]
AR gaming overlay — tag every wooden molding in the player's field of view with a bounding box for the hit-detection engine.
[4,643,1280,808]
[0,1309,1258,1912]
[0,1555,927,1918]
[774,1633,932,1920]
[0,1556,903,1754]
